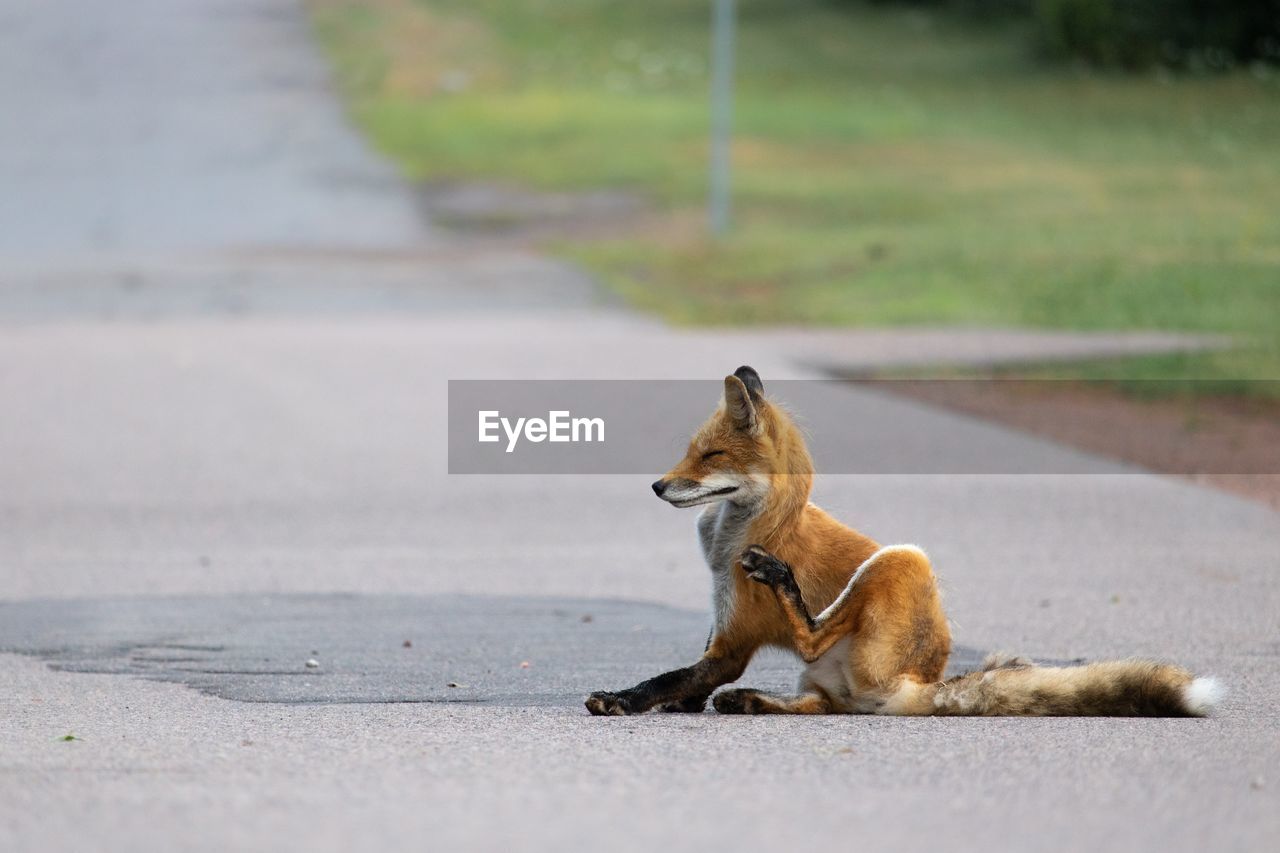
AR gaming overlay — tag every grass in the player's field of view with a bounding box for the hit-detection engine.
[309,0,1280,389]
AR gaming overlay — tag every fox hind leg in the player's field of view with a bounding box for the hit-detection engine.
[739,545,841,663]
[713,688,831,715]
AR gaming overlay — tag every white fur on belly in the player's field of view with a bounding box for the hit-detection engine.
[802,636,852,705]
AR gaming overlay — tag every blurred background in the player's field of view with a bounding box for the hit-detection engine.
[314,0,1277,363]
[1,0,1275,591]
[305,0,1280,501]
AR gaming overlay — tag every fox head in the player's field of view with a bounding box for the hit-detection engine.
[651,366,812,510]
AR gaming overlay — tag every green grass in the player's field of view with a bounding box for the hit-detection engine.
[309,0,1280,387]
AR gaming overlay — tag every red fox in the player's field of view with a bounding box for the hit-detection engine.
[585,366,1222,717]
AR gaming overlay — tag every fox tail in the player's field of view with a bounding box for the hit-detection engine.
[918,654,1223,717]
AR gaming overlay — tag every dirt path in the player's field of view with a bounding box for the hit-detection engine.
[877,380,1280,510]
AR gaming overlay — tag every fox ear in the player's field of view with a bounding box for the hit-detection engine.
[723,375,758,432]
[733,365,764,400]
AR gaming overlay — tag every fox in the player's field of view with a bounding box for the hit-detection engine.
[585,365,1223,718]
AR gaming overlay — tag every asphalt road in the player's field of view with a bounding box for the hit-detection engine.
[0,0,425,257]
[1,2,1277,853]
[0,593,994,704]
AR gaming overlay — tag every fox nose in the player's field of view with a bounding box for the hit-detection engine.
[651,479,668,497]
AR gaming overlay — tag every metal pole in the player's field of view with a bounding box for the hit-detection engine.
[708,0,735,237]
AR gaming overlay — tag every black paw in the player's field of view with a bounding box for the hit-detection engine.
[712,688,760,715]
[657,694,708,713]
[585,691,634,716]
[740,544,792,588]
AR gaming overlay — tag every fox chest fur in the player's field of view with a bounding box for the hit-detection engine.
[697,501,756,631]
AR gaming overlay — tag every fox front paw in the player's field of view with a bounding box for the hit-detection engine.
[740,545,792,588]
[585,690,634,716]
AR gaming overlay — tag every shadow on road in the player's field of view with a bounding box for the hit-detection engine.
[0,593,991,706]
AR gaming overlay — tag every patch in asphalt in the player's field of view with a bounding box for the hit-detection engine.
[0,594,989,706]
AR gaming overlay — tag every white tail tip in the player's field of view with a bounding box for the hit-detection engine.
[1182,677,1224,716]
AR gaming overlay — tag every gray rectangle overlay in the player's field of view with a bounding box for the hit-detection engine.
[448,380,1278,475]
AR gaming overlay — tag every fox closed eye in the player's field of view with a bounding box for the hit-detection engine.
[700,450,725,461]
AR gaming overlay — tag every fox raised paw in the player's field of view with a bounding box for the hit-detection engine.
[740,545,793,588]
